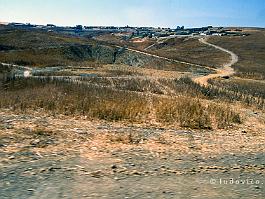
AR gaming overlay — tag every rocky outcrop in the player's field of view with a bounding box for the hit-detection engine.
[63,44,118,64]
[91,45,116,64]
[62,43,174,68]
[115,49,189,72]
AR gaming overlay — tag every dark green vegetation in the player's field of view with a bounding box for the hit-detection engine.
[209,29,265,80]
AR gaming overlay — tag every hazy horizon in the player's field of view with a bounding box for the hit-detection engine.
[0,0,265,28]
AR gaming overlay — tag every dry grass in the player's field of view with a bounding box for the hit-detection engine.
[145,37,230,68]
[159,77,265,109]
[208,29,265,80]
[102,68,142,77]
[155,96,241,129]
[0,27,116,67]
[207,103,241,129]
[155,97,212,129]
[95,33,156,51]
[111,78,163,94]
[0,28,195,73]
[208,78,265,109]
[0,45,115,67]
[107,132,144,144]
[115,49,192,72]
[96,34,229,68]
[0,77,149,122]
[0,76,243,129]
[209,78,265,99]
[0,48,68,67]
[0,28,94,49]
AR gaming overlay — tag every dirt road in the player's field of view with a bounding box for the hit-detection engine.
[193,37,239,86]
[114,45,216,72]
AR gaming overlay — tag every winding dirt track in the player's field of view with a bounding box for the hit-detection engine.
[193,37,239,86]
[1,37,238,87]
[125,36,239,86]
[115,45,216,71]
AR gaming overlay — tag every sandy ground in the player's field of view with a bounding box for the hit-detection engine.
[0,109,264,199]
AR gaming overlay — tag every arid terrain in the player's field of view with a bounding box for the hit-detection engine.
[0,25,265,198]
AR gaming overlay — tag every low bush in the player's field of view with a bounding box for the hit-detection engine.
[155,96,241,129]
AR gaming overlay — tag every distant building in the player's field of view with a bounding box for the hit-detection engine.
[75,25,83,30]
[212,33,222,36]
[47,24,56,27]
[8,22,35,28]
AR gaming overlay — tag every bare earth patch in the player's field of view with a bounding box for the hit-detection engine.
[0,109,264,199]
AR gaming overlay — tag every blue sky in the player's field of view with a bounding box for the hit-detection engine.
[0,0,265,28]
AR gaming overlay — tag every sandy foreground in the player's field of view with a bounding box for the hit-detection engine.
[0,109,264,199]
